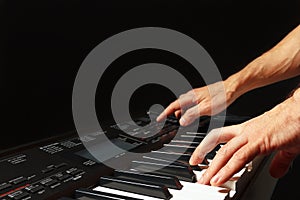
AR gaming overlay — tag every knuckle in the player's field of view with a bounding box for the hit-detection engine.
[233,150,249,162]
[199,102,211,114]
[257,137,273,155]
[216,147,228,157]
[185,109,196,118]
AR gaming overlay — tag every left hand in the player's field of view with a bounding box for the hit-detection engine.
[189,89,300,186]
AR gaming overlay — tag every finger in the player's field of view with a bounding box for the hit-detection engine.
[174,110,181,119]
[210,144,258,186]
[179,104,200,126]
[269,150,298,178]
[189,126,238,165]
[157,93,195,122]
[156,100,180,122]
[198,136,246,185]
[180,97,221,126]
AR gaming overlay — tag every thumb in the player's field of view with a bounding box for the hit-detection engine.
[269,150,297,178]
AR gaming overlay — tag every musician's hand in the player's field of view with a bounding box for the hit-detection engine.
[190,88,300,186]
[156,81,239,126]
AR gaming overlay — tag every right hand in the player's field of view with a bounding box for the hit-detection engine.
[156,81,238,126]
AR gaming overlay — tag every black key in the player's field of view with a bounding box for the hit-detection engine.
[186,132,207,136]
[206,145,222,160]
[190,165,209,171]
[169,140,199,147]
[179,135,204,143]
[142,156,209,170]
[131,160,196,182]
[114,170,183,190]
[99,176,172,200]
[149,151,191,165]
[76,188,142,200]
[163,145,196,154]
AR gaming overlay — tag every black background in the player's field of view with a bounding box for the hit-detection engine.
[2,0,300,150]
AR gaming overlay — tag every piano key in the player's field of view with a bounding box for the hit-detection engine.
[185,132,207,137]
[149,150,210,166]
[179,135,204,143]
[114,170,183,190]
[131,160,196,182]
[148,151,191,164]
[93,179,229,200]
[91,155,249,200]
[93,186,164,200]
[169,181,230,200]
[169,140,199,147]
[99,176,172,199]
[75,188,142,200]
[205,145,222,160]
[141,155,208,170]
[162,144,196,154]
[193,167,247,192]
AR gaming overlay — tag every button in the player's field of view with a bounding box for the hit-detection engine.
[41,164,56,174]
[0,182,12,191]
[10,177,27,185]
[72,176,82,181]
[66,168,84,176]
[83,160,96,166]
[40,178,61,189]
[70,169,84,176]
[8,191,31,200]
[41,168,54,174]
[45,180,60,188]
[55,163,67,169]
[54,174,73,182]
[25,185,45,194]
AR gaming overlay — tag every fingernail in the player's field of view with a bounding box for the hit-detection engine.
[211,174,221,185]
[189,158,194,165]
[198,176,204,184]
[180,117,186,126]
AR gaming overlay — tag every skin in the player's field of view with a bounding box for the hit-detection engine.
[157,24,300,186]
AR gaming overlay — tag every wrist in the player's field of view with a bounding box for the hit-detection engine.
[279,87,300,132]
[224,72,253,102]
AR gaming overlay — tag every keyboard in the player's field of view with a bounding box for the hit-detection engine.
[0,114,275,200]
[58,114,267,200]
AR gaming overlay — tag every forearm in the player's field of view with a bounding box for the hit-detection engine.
[225,25,300,100]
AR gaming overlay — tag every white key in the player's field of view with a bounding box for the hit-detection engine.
[92,163,249,200]
[93,186,163,200]
[169,181,229,200]
[93,170,230,200]
[93,182,228,200]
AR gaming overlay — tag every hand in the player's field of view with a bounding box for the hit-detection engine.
[156,81,239,126]
[190,89,300,186]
